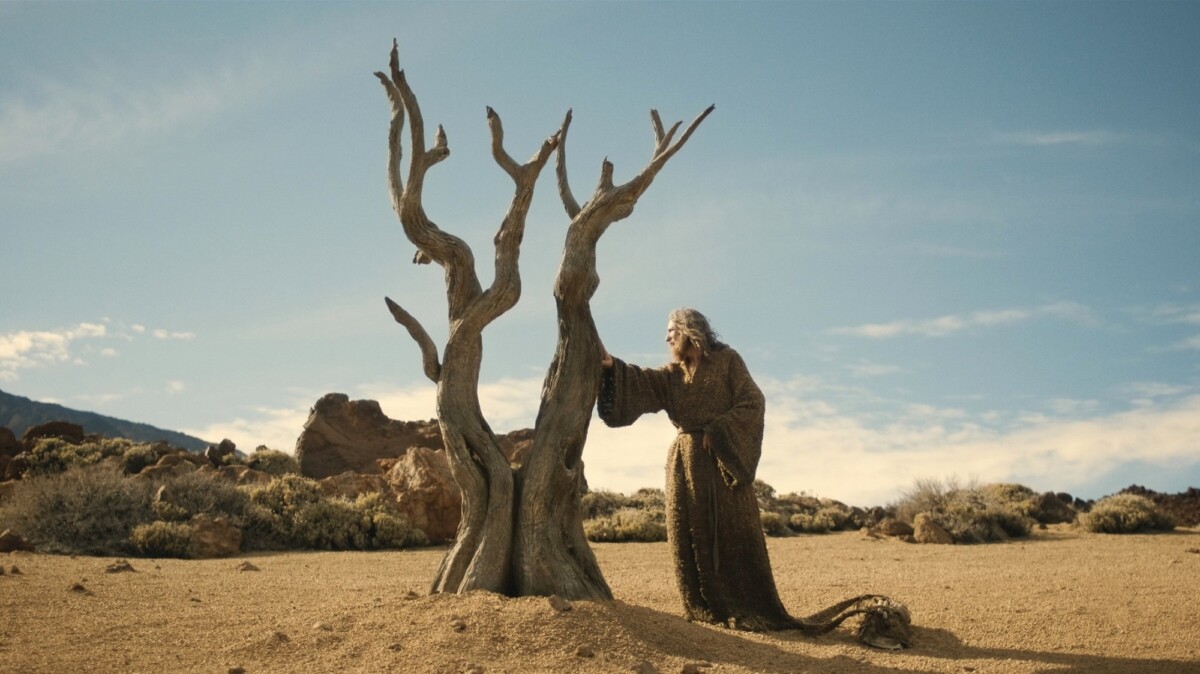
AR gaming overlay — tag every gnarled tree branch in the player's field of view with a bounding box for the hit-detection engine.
[385,296,441,383]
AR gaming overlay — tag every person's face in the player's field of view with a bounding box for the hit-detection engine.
[666,321,688,361]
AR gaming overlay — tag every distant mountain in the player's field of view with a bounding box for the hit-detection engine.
[0,389,209,452]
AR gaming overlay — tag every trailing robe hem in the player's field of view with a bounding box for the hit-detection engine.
[597,347,798,631]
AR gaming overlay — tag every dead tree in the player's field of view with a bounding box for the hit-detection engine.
[377,41,712,599]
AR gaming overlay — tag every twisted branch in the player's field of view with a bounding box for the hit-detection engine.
[385,297,441,383]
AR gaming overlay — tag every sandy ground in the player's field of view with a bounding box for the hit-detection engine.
[3,524,1199,674]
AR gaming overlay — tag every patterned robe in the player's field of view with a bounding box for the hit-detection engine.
[598,346,798,631]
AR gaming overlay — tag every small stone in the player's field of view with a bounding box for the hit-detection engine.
[228,668,246,674]
[7,565,18,575]
[386,642,403,652]
[548,594,572,612]
[464,666,484,674]
[632,662,658,674]
[269,631,289,643]
[237,561,260,572]
[105,560,136,573]
[313,622,333,632]
[450,618,467,632]
[190,597,202,603]
[1185,547,1200,554]
[69,582,89,594]
[404,590,420,599]
[681,664,712,674]
[574,645,595,658]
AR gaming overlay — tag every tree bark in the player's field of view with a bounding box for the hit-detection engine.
[376,41,712,599]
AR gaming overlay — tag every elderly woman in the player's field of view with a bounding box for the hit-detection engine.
[598,307,796,631]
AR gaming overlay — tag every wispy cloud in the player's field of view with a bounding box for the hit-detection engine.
[992,130,1124,148]
[849,360,902,378]
[831,302,1096,339]
[0,319,194,381]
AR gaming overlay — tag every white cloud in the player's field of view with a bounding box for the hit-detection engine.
[832,302,1095,339]
[1174,335,1200,351]
[849,360,902,378]
[187,374,1200,508]
[166,380,186,395]
[0,322,108,379]
[152,329,195,341]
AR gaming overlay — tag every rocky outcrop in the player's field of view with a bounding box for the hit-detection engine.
[187,515,243,558]
[294,394,443,479]
[204,439,238,466]
[0,427,19,458]
[21,421,84,451]
[0,529,35,553]
[384,446,460,544]
[318,472,391,500]
[912,513,953,544]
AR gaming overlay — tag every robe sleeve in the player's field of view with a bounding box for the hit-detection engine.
[705,350,766,489]
[597,356,672,427]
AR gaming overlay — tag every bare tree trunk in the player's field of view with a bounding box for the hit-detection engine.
[376,41,712,599]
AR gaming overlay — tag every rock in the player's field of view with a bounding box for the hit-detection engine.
[912,513,953,544]
[205,439,238,466]
[575,645,595,658]
[450,618,467,632]
[0,427,20,458]
[268,631,289,643]
[0,529,35,553]
[294,394,444,480]
[237,561,260,572]
[313,622,333,631]
[188,515,242,558]
[21,421,84,451]
[105,560,137,573]
[216,464,273,486]
[385,446,460,543]
[228,667,246,674]
[548,595,572,612]
[1034,491,1077,524]
[69,582,90,594]
[403,590,420,600]
[317,472,391,500]
[498,428,535,466]
[875,518,914,537]
[3,452,27,481]
[632,662,658,674]
[681,664,712,674]
[9,565,21,575]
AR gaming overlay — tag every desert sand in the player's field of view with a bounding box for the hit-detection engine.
[3,524,1199,674]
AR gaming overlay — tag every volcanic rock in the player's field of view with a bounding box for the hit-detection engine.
[912,513,953,544]
[0,427,19,458]
[875,518,914,537]
[294,394,443,479]
[189,515,242,559]
[21,421,84,451]
[317,472,391,500]
[0,529,35,553]
[384,446,460,543]
[205,439,238,466]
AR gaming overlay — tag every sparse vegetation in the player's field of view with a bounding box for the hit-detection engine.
[242,447,300,476]
[584,507,667,542]
[1079,494,1176,534]
[892,477,1036,544]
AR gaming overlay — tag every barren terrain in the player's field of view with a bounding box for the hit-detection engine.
[4,524,1199,673]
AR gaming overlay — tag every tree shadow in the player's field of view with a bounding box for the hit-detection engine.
[607,602,1197,674]
[607,601,931,674]
[906,625,1198,674]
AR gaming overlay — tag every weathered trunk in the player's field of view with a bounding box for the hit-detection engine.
[376,41,711,599]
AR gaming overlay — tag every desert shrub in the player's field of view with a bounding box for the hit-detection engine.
[789,507,843,534]
[0,462,154,554]
[581,489,632,520]
[120,442,168,475]
[244,475,424,550]
[244,448,300,476]
[760,510,791,537]
[130,521,194,558]
[893,477,1035,544]
[629,487,665,512]
[1079,494,1176,534]
[584,508,667,543]
[156,470,251,522]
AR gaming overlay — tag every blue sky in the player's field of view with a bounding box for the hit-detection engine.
[2,2,1198,505]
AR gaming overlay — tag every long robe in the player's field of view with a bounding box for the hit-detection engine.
[598,346,798,631]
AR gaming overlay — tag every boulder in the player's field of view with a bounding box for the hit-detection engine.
[498,428,535,466]
[912,513,953,544]
[21,421,84,451]
[0,427,20,458]
[3,453,27,481]
[188,515,242,558]
[0,529,36,553]
[215,464,274,486]
[318,472,391,500]
[1034,491,1077,524]
[875,518,914,537]
[205,439,238,466]
[384,446,460,543]
[294,393,443,479]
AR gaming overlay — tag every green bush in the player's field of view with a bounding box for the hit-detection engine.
[893,477,1035,544]
[584,507,667,542]
[581,489,631,520]
[244,448,300,476]
[0,462,154,554]
[121,442,168,475]
[245,476,424,550]
[156,470,251,522]
[130,521,194,557]
[789,508,841,534]
[760,510,791,537]
[1079,494,1176,534]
